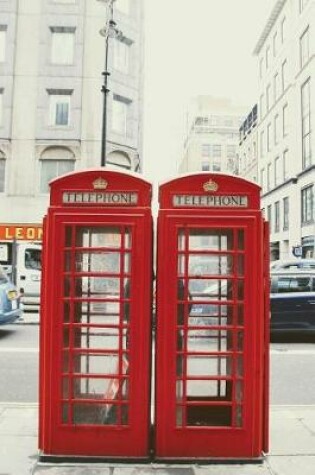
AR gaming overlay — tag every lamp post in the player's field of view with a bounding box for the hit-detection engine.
[97,0,122,166]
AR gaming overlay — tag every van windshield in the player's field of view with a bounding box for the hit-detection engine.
[25,249,42,270]
[0,265,8,284]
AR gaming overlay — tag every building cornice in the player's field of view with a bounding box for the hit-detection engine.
[253,0,287,56]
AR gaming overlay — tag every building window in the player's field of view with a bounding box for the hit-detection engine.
[282,103,288,137]
[260,168,265,192]
[281,17,286,43]
[115,0,129,14]
[112,94,130,136]
[273,31,278,56]
[266,84,271,111]
[301,78,312,169]
[0,89,3,126]
[48,89,72,126]
[300,0,310,12]
[267,123,272,152]
[212,161,221,172]
[201,144,211,157]
[283,149,289,180]
[300,27,309,69]
[274,156,280,186]
[0,26,7,63]
[227,144,236,158]
[114,38,131,73]
[213,145,221,158]
[274,114,279,145]
[260,130,265,157]
[40,159,74,193]
[301,185,314,224]
[283,197,289,230]
[274,73,279,102]
[0,158,5,192]
[50,27,75,65]
[260,94,264,118]
[281,60,287,92]
[275,201,280,232]
[267,163,272,190]
[265,46,270,69]
[267,205,272,229]
[201,160,210,171]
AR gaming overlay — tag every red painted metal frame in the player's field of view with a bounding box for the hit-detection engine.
[155,174,268,460]
[39,170,153,458]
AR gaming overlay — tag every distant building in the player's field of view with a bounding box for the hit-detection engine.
[179,96,245,175]
[0,0,144,265]
[240,0,315,260]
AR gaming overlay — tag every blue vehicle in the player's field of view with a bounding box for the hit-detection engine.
[0,264,22,325]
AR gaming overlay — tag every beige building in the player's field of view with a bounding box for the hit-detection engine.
[240,0,315,260]
[0,0,144,263]
[0,0,144,222]
[180,96,245,175]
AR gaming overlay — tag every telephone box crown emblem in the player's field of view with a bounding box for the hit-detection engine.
[203,179,219,192]
[93,177,108,190]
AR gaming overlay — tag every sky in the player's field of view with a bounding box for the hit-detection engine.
[142,0,275,186]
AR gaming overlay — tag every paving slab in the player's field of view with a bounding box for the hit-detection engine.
[270,406,315,455]
[267,455,315,475]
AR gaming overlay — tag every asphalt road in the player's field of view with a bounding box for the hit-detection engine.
[0,323,315,405]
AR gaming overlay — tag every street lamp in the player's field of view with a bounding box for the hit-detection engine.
[97,0,123,166]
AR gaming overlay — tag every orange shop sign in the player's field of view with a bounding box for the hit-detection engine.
[0,225,43,241]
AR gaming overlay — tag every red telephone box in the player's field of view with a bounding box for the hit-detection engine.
[39,169,152,459]
[155,173,269,460]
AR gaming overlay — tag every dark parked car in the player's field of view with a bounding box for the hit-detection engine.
[270,270,315,338]
[0,264,22,325]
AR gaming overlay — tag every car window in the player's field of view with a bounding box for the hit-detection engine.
[0,265,8,284]
[25,249,42,270]
[275,276,312,293]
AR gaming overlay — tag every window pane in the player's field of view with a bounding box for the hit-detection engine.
[112,98,128,135]
[40,160,74,193]
[51,32,75,64]
[0,30,6,62]
[0,159,5,192]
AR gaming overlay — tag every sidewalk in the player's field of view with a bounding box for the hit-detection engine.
[0,403,314,475]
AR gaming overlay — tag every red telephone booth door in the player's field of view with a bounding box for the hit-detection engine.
[155,175,267,460]
[40,171,152,459]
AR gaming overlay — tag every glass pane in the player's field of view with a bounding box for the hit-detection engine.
[187,355,233,377]
[72,403,108,425]
[75,252,121,273]
[188,229,233,251]
[75,277,120,297]
[237,255,245,275]
[76,227,122,248]
[71,354,119,376]
[124,228,132,249]
[178,230,186,251]
[187,380,227,397]
[186,329,243,352]
[69,327,129,351]
[238,230,244,250]
[65,227,72,247]
[72,301,121,325]
[190,304,232,326]
[188,255,233,276]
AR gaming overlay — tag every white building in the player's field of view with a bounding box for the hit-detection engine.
[0,0,144,264]
[240,0,315,260]
[179,96,245,175]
